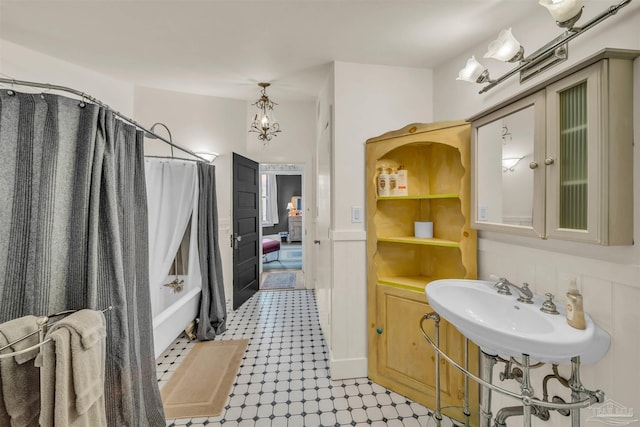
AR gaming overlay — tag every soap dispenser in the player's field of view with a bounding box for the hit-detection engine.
[566,279,586,330]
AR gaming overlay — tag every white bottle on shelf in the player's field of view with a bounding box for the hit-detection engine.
[377,167,390,197]
[396,165,408,196]
[388,168,398,196]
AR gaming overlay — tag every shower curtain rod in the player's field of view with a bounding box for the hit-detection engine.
[144,155,205,163]
[0,77,209,163]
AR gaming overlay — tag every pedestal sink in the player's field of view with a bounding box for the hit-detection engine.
[425,279,610,364]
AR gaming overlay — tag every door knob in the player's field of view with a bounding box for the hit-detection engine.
[233,233,242,249]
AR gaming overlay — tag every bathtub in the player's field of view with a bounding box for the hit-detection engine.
[152,284,201,358]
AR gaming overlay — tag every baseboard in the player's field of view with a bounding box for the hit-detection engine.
[328,353,368,380]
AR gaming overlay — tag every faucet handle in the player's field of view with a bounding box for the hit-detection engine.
[540,293,559,315]
[493,277,512,295]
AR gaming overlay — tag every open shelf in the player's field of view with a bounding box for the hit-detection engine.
[377,236,459,247]
[378,275,442,291]
[377,194,460,201]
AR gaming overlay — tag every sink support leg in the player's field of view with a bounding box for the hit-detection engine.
[463,338,470,426]
[425,313,443,426]
[570,356,581,427]
[479,352,497,427]
[521,354,534,427]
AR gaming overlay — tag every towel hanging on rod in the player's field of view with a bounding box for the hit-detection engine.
[0,306,113,359]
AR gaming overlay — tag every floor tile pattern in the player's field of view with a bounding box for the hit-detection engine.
[157,290,460,427]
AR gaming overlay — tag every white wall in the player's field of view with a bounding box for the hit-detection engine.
[329,62,434,378]
[433,2,640,425]
[0,39,134,116]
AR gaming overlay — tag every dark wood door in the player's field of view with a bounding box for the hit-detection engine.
[232,153,260,309]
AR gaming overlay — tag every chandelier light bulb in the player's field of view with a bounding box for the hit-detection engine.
[261,114,270,130]
[484,28,524,62]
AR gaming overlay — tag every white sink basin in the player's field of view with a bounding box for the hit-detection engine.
[425,279,610,365]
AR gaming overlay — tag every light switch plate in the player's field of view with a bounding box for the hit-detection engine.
[351,207,363,223]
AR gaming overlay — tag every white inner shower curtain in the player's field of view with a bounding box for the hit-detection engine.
[145,159,201,318]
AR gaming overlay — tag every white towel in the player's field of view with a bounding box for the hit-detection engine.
[0,315,41,427]
[38,309,107,427]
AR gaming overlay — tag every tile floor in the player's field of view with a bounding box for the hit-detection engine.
[157,290,461,427]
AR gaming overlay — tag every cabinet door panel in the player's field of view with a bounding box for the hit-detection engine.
[375,284,476,419]
[377,288,442,391]
[545,62,602,242]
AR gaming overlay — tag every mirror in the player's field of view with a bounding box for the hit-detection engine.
[471,91,545,236]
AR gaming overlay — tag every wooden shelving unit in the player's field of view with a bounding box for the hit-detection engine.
[366,121,478,425]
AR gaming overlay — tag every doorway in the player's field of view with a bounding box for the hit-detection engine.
[259,164,304,290]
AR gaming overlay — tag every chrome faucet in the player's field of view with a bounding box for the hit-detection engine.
[494,277,534,304]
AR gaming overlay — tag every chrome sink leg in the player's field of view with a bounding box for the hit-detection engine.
[570,356,581,427]
[479,352,497,427]
[464,338,470,427]
[424,313,442,426]
[521,354,534,427]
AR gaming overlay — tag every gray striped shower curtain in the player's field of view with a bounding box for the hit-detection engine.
[0,91,165,426]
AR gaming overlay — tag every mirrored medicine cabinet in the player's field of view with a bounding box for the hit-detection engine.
[470,48,638,246]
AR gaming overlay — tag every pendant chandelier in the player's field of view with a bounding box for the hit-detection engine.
[249,82,282,145]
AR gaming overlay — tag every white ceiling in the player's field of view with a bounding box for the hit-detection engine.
[0,1,543,102]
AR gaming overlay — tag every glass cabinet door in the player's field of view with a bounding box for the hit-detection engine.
[545,62,601,242]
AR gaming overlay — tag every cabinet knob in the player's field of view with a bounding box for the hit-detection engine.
[314,240,321,244]
[529,161,539,169]
[544,157,555,165]
[376,327,383,335]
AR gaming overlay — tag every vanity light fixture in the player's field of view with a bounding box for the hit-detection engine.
[456,56,492,84]
[484,28,524,63]
[457,0,631,94]
[249,82,282,146]
[539,0,584,27]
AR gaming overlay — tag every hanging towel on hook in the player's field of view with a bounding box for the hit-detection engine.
[37,309,107,427]
[0,315,41,427]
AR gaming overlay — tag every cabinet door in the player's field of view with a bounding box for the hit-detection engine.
[471,91,546,237]
[374,285,477,424]
[545,62,602,242]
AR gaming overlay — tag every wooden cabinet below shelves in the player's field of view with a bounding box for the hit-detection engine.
[373,284,478,424]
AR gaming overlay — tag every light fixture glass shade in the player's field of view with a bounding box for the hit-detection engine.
[194,151,219,163]
[484,28,523,62]
[539,0,584,23]
[456,56,487,83]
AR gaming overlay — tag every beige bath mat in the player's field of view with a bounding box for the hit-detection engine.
[161,339,249,419]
